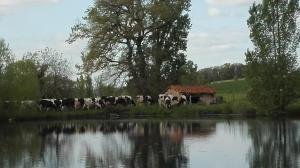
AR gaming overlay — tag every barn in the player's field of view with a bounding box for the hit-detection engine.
[165,85,217,105]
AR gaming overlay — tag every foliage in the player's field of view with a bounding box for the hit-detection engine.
[69,0,191,96]
[178,60,204,85]
[286,99,300,114]
[74,74,96,98]
[74,75,87,98]
[246,0,300,112]
[94,75,128,96]
[198,63,245,83]
[0,39,14,103]
[23,48,74,98]
[0,39,14,74]
[85,75,94,97]
[2,60,40,101]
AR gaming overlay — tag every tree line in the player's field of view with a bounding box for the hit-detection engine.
[0,38,246,104]
[0,42,97,109]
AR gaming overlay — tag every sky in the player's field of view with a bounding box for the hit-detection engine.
[0,0,264,73]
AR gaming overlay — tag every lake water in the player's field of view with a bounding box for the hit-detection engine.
[0,119,299,168]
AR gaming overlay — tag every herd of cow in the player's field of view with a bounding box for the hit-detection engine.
[17,94,190,112]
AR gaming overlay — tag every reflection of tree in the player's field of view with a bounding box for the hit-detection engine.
[0,120,216,168]
[124,122,188,168]
[0,123,42,168]
[247,119,300,168]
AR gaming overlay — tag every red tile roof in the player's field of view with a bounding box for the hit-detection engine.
[168,85,216,94]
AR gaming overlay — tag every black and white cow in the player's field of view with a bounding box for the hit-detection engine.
[178,95,187,106]
[62,98,75,111]
[171,95,187,106]
[136,95,153,105]
[74,98,85,110]
[101,96,116,106]
[39,99,61,111]
[159,94,187,108]
[116,96,135,106]
[158,94,171,108]
[95,97,105,109]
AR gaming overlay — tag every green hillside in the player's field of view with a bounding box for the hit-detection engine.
[209,79,249,102]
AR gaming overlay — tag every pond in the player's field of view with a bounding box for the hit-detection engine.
[0,119,299,168]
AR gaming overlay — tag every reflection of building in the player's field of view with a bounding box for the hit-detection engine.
[166,85,217,104]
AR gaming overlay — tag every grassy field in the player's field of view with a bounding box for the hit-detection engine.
[209,78,248,102]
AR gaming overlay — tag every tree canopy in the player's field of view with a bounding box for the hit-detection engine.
[69,0,191,96]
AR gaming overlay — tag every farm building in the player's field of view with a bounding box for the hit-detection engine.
[165,85,218,105]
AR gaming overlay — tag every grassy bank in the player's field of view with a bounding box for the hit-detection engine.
[0,103,258,122]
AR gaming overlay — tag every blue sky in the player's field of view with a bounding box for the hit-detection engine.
[0,0,266,72]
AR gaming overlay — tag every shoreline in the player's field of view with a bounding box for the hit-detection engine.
[1,104,298,122]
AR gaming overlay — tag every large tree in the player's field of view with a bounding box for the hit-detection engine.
[69,0,191,96]
[246,0,300,112]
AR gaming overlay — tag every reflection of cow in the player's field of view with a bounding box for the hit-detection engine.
[136,95,153,105]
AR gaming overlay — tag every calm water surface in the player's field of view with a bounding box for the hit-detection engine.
[0,119,299,168]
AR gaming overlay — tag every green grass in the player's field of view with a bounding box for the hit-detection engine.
[209,78,249,102]
[286,99,300,114]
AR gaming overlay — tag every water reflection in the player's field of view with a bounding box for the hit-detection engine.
[0,119,299,168]
[0,120,216,168]
[247,119,300,168]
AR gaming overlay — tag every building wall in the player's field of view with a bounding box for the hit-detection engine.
[199,94,216,105]
[165,89,181,97]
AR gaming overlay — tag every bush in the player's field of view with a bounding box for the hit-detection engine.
[231,100,256,115]
[286,99,300,114]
